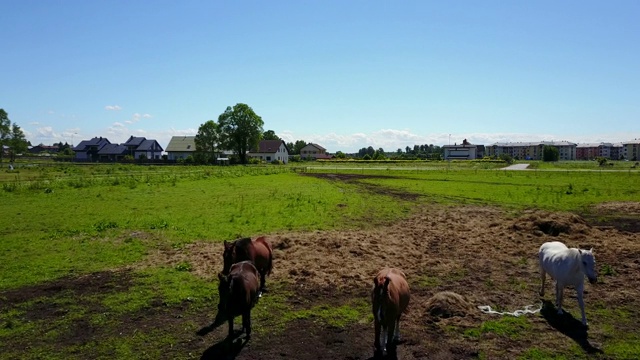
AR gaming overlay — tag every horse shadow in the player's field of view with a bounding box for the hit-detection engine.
[200,337,248,360]
[196,310,227,337]
[197,311,249,360]
[540,300,603,355]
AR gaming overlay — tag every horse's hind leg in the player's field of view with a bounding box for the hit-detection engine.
[393,317,401,343]
[259,272,266,296]
[242,311,252,340]
[386,321,397,354]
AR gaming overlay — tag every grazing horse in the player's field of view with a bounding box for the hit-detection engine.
[217,261,261,340]
[539,241,597,326]
[223,236,273,295]
[372,268,410,356]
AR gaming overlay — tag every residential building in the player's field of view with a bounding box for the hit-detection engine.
[487,141,577,160]
[443,139,479,160]
[248,140,290,164]
[29,145,59,154]
[622,139,640,161]
[299,143,331,159]
[576,143,615,160]
[97,144,128,161]
[122,136,164,160]
[73,137,111,161]
[165,136,196,160]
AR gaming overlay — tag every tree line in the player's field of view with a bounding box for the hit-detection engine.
[0,109,29,163]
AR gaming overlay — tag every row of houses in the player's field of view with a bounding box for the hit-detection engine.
[72,136,164,162]
[443,139,640,161]
[71,135,330,164]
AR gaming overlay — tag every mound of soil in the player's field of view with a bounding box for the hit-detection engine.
[423,291,475,320]
[510,211,591,237]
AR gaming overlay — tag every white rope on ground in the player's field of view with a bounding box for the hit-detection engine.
[478,303,542,317]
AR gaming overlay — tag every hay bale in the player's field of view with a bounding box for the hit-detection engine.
[424,291,475,319]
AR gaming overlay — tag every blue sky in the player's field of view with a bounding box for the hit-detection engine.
[2,1,639,153]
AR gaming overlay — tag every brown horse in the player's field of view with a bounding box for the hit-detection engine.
[372,268,410,357]
[222,236,273,294]
[217,261,261,340]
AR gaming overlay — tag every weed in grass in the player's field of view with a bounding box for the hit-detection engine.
[518,348,569,359]
[93,220,118,232]
[174,261,192,272]
[416,275,442,288]
[601,263,615,276]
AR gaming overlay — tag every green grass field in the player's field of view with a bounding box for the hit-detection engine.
[1,162,639,359]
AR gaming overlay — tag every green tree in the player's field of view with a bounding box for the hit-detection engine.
[195,120,220,164]
[262,130,280,141]
[335,151,346,159]
[0,109,11,162]
[286,140,307,155]
[217,103,264,164]
[543,145,559,162]
[8,123,28,162]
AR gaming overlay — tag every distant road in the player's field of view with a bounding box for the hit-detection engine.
[501,163,530,170]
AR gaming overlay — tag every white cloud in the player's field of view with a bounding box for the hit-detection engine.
[105,105,122,111]
[127,113,152,124]
[36,126,58,138]
[29,122,40,126]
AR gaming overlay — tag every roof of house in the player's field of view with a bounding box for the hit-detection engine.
[622,139,640,145]
[576,143,614,148]
[136,139,163,151]
[73,137,110,151]
[98,144,128,155]
[304,143,326,151]
[165,136,196,152]
[252,140,289,153]
[123,136,146,147]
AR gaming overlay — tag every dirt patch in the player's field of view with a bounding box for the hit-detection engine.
[582,201,640,233]
[3,204,640,359]
[302,173,421,201]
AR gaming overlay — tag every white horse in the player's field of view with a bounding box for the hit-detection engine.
[539,241,597,327]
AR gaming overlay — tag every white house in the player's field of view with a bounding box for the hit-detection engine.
[249,140,290,164]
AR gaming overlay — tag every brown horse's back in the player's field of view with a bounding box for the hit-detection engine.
[373,268,410,317]
[226,261,260,315]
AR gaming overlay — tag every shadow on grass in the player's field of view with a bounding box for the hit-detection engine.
[540,300,603,355]
[200,337,247,360]
[197,310,249,360]
[196,310,226,337]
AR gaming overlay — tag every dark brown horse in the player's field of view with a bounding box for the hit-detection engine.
[372,267,410,357]
[222,236,273,294]
[217,261,261,340]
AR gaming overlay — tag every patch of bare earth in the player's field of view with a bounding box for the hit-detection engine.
[582,201,640,233]
[3,199,640,359]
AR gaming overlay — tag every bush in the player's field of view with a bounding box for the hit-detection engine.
[270,159,284,165]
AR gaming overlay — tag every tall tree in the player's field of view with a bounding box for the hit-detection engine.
[0,109,10,162]
[195,120,220,163]
[217,103,264,164]
[543,145,559,162]
[8,123,28,162]
[262,130,280,141]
